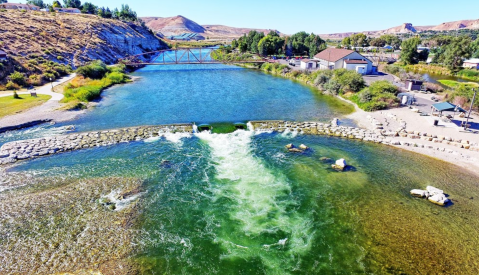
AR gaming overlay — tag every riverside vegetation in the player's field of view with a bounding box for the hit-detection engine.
[259,62,399,111]
[61,61,129,109]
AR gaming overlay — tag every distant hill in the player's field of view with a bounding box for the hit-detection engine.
[142,15,281,39]
[320,19,479,39]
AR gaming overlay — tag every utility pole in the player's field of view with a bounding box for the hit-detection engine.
[464,88,477,130]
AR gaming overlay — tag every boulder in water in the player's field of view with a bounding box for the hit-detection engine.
[410,189,429,198]
[299,144,309,150]
[428,193,450,206]
[285,143,294,149]
[426,186,443,196]
[332,158,347,171]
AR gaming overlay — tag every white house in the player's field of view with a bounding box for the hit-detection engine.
[300,59,318,70]
[314,48,373,75]
[463,59,479,70]
[54,7,81,13]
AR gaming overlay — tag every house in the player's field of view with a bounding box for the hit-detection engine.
[0,50,7,61]
[463,59,479,70]
[300,59,318,70]
[54,7,81,13]
[168,33,205,41]
[314,48,373,75]
[0,3,40,11]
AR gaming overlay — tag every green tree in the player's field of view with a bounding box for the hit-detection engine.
[231,39,238,49]
[52,0,62,8]
[400,37,421,65]
[118,4,137,21]
[111,8,119,19]
[63,0,81,8]
[379,34,402,49]
[471,39,479,58]
[9,71,26,86]
[81,2,96,14]
[26,0,45,8]
[341,37,351,47]
[443,36,472,71]
[304,33,326,58]
[370,37,386,47]
[350,33,368,47]
[258,34,285,56]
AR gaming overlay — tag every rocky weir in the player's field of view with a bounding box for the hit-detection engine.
[1,120,479,165]
[0,124,192,165]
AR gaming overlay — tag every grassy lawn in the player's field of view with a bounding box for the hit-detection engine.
[0,94,51,118]
[438,80,479,88]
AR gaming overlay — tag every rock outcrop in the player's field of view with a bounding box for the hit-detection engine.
[0,10,168,83]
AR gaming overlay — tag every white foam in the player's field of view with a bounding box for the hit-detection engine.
[196,129,313,270]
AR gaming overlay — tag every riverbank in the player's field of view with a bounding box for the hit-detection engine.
[249,64,479,176]
[0,74,83,131]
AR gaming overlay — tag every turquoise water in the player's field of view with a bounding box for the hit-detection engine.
[66,64,353,132]
[7,131,479,274]
[2,65,479,274]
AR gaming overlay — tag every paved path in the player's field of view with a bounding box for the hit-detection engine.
[0,74,76,100]
[0,74,84,129]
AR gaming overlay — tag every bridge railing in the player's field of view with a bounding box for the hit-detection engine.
[119,48,267,66]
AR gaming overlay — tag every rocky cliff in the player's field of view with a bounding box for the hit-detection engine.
[0,10,167,84]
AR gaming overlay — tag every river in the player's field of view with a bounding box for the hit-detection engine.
[1,64,479,274]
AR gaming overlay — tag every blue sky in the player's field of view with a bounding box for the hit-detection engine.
[54,0,479,34]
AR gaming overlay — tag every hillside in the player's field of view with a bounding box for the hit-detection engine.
[0,10,167,86]
[321,19,479,39]
[142,15,281,39]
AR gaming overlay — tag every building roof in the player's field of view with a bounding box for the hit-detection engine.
[464,59,479,64]
[432,102,466,113]
[314,48,355,62]
[344,59,368,64]
[301,59,318,63]
[54,7,81,11]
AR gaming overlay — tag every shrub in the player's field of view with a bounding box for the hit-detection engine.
[0,85,6,91]
[291,70,301,78]
[9,71,26,86]
[106,72,126,84]
[57,56,63,60]
[76,60,108,79]
[369,80,398,95]
[333,69,365,92]
[28,74,43,86]
[13,91,20,99]
[6,81,20,90]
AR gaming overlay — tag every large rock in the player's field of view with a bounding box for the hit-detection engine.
[426,186,443,196]
[428,193,450,206]
[410,189,429,198]
[332,158,347,171]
